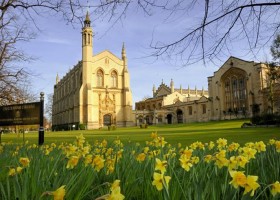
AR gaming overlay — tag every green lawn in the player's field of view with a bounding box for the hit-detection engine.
[1,120,280,146]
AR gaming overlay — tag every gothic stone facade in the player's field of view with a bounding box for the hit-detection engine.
[52,13,133,130]
[134,80,209,125]
[134,57,277,125]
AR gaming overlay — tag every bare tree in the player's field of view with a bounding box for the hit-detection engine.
[45,93,53,124]
[271,34,280,64]
[90,1,280,65]
[0,0,87,105]
[268,34,280,113]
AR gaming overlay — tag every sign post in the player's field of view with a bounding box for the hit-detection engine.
[0,92,44,145]
[38,92,44,145]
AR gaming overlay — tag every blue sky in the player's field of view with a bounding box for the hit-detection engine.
[20,4,273,106]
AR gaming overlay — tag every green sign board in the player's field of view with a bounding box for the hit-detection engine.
[0,102,40,126]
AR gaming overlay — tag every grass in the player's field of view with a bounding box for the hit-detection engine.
[1,119,280,146]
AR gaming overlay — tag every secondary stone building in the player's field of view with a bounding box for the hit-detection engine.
[134,57,279,125]
[52,13,133,130]
[134,79,209,125]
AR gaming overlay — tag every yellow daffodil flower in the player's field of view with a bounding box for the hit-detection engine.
[236,155,248,168]
[229,171,247,188]
[92,155,105,171]
[155,158,167,173]
[217,138,227,150]
[84,154,93,166]
[228,156,238,171]
[254,141,266,152]
[228,142,240,152]
[8,168,16,176]
[19,157,30,167]
[182,148,193,159]
[204,155,212,163]
[152,172,171,191]
[241,147,257,160]
[179,155,193,171]
[66,156,79,169]
[275,141,280,152]
[52,185,66,200]
[16,166,23,174]
[271,181,280,196]
[208,141,215,150]
[243,175,260,196]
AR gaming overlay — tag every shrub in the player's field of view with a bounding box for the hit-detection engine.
[108,125,116,131]
[140,123,148,129]
[241,122,253,128]
[79,123,86,130]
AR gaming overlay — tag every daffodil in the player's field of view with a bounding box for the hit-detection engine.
[155,158,167,173]
[243,175,260,196]
[269,139,276,145]
[19,157,30,167]
[16,166,23,174]
[152,172,171,191]
[236,155,248,168]
[8,168,16,176]
[204,155,212,163]
[66,156,79,169]
[101,139,108,147]
[97,180,125,200]
[143,146,149,154]
[76,134,85,147]
[229,171,247,188]
[182,148,193,159]
[241,147,256,160]
[271,181,280,196]
[136,153,146,162]
[254,141,266,152]
[84,154,93,166]
[214,150,228,168]
[151,132,158,139]
[228,156,238,171]
[179,155,193,171]
[52,185,66,200]
[156,136,167,147]
[92,155,105,171]
[208,141,215,150]
[275,141,280,152]
[217,138,227,149]
[228,142,240,152]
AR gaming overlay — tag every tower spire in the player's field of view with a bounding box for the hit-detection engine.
[84,11,91,27]
[122,42,128,72]
[170,79,174,93]
[122,42,126,58]
[56,73,59,84]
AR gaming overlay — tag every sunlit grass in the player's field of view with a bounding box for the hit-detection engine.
[2,119,279,146]
[1,128,280,199]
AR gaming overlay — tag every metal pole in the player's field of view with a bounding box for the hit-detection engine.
[39,92,44,145]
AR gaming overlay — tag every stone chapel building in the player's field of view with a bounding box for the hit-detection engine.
[134,57,279,125]
[52,13,133,130]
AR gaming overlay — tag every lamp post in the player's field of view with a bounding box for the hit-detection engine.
[39,92,44,145]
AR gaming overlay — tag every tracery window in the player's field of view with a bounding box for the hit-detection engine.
[97,69,104,87]
[111,70,117,87]
[202,104,206,114]
[222,68,247,112]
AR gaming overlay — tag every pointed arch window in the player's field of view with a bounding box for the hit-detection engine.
[97,70,104,87]
[222,68,247,112]
[111,70,117,88]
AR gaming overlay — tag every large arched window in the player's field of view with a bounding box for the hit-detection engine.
[222,68,247,112]
[97,69,104,87]
[111,70,117,88]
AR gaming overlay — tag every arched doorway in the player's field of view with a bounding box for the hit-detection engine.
[103,114,112,126]
[167,114,172,124]
[177,109,183,123]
